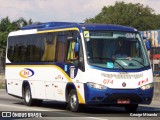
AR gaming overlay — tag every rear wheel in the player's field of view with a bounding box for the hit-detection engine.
[125,104,138,112]
[24,86,35,106]
[67,89,81,112]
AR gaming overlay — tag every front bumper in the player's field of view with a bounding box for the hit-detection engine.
[84,83,154,105]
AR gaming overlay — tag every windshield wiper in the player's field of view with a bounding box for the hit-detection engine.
[117,58,147,70]
[129,58,147,69]
[91,57,127,73]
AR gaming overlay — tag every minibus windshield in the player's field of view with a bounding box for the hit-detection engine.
[84,31,150,70]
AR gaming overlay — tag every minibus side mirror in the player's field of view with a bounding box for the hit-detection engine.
[143,37,151,50]
[74,42,80,53]
[145,40,151,50]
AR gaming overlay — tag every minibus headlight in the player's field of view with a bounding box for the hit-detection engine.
[86,82,107,90]
[140,83,153,90]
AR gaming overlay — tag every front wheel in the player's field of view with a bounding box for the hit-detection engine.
[125,104,138,112]
[67,89,81,112]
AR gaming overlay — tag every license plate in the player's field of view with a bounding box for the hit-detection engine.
[117,99,130,104]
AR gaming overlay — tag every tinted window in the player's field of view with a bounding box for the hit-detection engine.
[56,32,68,62]
[7,33,57,62]
[7,30,81,63]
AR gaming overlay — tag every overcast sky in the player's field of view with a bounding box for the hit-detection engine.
[0,0,160,22]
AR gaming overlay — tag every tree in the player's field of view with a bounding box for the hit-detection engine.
[0,17,32,49]
[85,1,160,30]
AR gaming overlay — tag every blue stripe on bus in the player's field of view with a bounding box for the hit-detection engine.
[88,65,151,72]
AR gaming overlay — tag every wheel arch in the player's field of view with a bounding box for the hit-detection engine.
[65,82,76,103]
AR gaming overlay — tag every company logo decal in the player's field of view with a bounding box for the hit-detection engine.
[19,68,34,78]
[138,78,148,86]
[122,82,126,87]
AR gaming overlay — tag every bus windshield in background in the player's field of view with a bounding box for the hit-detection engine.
[84,31,150,70]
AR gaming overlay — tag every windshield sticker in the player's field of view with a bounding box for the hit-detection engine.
[125,33,136,38]
[84,31,90,38]
[107,62,114,68]
[64,65,68,71]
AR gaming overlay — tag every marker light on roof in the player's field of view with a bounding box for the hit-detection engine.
[134,29,138,31]
[45,24,51,27]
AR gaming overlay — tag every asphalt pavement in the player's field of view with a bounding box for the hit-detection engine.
[0,89,159,120]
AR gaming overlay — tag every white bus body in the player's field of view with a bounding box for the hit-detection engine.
[5,22,154,112]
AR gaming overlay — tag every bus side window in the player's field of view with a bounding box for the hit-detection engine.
[56,35,67,62]
[8,37,15,62]
[57,40,63,62]
[66,30,80,63]
[41,35,57,62]
[55,31,69,62]
[29,45,34,61]
[14,44,20,62]
[67,41,78,61]
[8,45,14,61]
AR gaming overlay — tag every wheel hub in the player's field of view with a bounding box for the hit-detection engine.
[70,94,77,108]
[25,89,30,103]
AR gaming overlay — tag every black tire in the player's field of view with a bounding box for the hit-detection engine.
[24,86,35,106]
[67,89,81,112]
[34,99,43,106]
[125,104,138,112]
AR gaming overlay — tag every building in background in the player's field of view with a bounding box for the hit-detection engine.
[142,30,159,47]
[141,30,160,76]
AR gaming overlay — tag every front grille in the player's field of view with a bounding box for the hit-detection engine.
[103,93,142,103]
[101,73,143,79]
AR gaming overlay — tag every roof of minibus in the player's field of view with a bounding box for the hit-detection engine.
[21,22,138,32]
[79,23,137,32]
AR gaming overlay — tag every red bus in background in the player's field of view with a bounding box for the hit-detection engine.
[149,47,160,76]
[150,47,160,60]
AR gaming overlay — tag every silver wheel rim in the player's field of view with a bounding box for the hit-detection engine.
[25,89,30,103]
[70,94,77,109]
